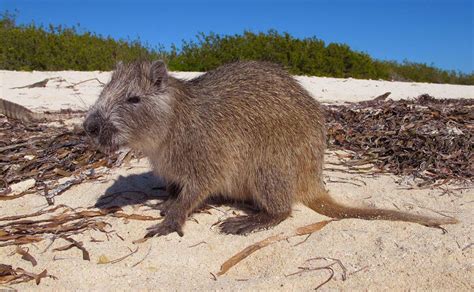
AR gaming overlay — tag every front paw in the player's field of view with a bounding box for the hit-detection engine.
[145,220,184,238]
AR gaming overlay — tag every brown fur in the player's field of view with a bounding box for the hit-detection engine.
[84,60,458,237]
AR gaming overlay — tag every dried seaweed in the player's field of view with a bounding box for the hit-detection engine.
[14,246,37,267]
[285,257,347,290]
[131,244,152,267]
[0,264,56,285]
[0,205,161,247]
[286,265,335,290]
[53,237,90,261]
[325,95,473,185]
[0,116,139,200]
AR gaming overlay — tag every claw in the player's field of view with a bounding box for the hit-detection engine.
[218,213,288,235]
[145,221,184,238]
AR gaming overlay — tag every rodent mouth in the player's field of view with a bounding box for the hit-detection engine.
[85,122,125,154]
[87,135,123,155]
[97,142,120,155]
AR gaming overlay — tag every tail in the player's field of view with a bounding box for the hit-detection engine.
[307,192,458,227]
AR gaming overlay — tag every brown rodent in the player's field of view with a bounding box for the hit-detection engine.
[83,60,458,237]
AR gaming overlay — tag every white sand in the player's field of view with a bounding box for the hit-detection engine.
[1,70,473,111]
[0,70,473,290]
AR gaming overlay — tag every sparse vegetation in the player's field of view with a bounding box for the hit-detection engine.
[1,12,472,84]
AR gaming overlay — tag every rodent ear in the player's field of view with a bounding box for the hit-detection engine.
[150,60,168,88]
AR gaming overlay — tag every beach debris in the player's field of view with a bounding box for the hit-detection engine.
[43,169,100,205]
[217,234,287,276]
[96,247,139,264]
[0,264,56,285]
[0,179,35,200]
[188,241,207,248]
[217,219,334,276]
[295,220,334,236]
[14,246,38,267]
[0,117,140,202]
[97,255,110,264]
[65,78,105,88]
[284,257,347,290]
[53,237,90,261]
[131,244,152,267]
[0,205,161,248]
[325,94,473,185]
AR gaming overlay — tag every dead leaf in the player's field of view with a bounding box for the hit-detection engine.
[16,246,37,266]
[35,269,48,285]
[53,237,90,261]
[217,234,287,276]
[97,255,110,264]
[295,220,334,235]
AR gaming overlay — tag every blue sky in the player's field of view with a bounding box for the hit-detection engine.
[2,0,473,72]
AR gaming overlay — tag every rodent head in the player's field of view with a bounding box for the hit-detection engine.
[83,60,172,153]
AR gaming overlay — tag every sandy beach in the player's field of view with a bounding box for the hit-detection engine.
[0,70,473,291]
[1,70,473,111]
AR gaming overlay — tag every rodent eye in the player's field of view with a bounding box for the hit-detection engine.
[127,96,141,104]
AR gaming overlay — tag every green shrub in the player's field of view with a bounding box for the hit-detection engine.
[0,12,472,85]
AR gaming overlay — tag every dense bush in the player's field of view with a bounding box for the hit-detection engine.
[0,12,162,71]
[1,12,472,84]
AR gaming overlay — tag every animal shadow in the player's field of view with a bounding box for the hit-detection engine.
[94,171,168,209]
[94,171,257,215]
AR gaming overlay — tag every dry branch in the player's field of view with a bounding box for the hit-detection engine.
[217,220,334,276]
[65,78,105,88]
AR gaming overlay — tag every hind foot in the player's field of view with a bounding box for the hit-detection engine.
[219,212,289,235]
[145,219,184,238]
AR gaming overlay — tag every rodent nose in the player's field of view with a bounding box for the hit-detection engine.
[83,115,100,137]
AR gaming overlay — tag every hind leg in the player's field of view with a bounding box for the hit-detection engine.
[219,168,293,235]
